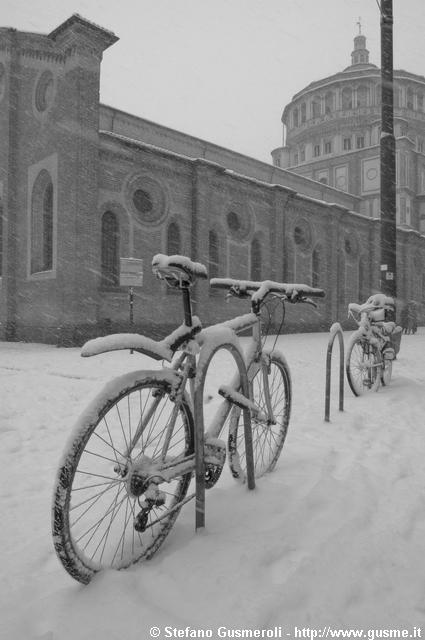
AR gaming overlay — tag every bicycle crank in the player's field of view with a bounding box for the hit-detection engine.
[204,439,226,489]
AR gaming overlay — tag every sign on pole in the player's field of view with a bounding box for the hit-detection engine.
[120,259,143,335]
[119,258,144,287]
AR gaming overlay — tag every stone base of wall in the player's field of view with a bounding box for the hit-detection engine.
[8,316,333,348]
[6,315,422,348]
[12,320,179,347]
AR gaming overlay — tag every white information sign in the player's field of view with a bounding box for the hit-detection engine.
[120,258,143,287]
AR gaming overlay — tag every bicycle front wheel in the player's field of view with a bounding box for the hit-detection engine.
[346,335,382,396]
[52,371,194,584]
[228,351,291,481]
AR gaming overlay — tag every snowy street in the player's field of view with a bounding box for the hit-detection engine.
[1,329,425,639]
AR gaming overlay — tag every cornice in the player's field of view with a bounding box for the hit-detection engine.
[284,69,425,122]
[48,14,118,50]
[18,47,65,64]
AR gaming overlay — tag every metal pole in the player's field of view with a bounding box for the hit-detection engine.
[129,286,134,329]
[380,0,397,300]
[324,323,344,422]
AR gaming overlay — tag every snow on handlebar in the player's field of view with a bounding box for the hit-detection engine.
[210,278,325,305]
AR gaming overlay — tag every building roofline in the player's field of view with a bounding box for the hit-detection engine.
[99,104,362,205]
[99,129,362,207]
[282,67,425,121]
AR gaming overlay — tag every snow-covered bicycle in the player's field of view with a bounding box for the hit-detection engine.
[345,293,402,396]
[52,253,324,584]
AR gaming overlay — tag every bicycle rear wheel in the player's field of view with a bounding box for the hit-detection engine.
[381,356,393,386]
[52,371,194,584]
[346,335,382,396]
[228,351,291,481]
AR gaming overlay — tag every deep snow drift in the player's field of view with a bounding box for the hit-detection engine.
[1,329,425,639]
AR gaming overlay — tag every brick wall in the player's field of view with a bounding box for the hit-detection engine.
[1,17,424,345]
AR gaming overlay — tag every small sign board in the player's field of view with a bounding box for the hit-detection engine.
[120,258,143,287]
[386,272,394,280]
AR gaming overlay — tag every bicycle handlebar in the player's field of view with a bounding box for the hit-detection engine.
[210,278,325,304]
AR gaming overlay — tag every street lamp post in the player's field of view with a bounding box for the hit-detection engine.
[379,0,397,302]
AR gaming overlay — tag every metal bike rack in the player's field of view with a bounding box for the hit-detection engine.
[193,339,255,531]
[324,322,344,422]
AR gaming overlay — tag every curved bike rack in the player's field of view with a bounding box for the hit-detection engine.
[193,335,255,530]
[324,322,344,422]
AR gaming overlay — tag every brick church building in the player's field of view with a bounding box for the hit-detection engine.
[0,15,423,343]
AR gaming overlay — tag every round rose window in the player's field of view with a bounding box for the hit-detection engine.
[35,70,54,113]
[133,189,153,215]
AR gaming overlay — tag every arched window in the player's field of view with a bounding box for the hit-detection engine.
[293,107,299,127]
[407,86,414,110]
[342,87,352,110]
[338,252,346,310]
[209,230,219,280]
[357,85,368,107]
[358,257,368,302]
[250,237,261,281]
[312,246,322,287]
[312,96,321,118]
[394,85,402,108]
[300,102,307,123]
[417,92,424,112]
[43,183,53,271]
[167,222,181,255]
[101,211,119,288]
[31,169,54,274]
[325,92,334,114]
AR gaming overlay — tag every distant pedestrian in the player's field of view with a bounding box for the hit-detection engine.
[400,304,408,334]
[407,302,417,335]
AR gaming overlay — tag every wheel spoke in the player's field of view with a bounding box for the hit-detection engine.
[347,338,381,395]
[229,357,290,480]
[70,479,122,515]
[53,379,194,583]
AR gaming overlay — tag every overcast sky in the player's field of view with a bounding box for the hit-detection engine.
[3,0,425,163]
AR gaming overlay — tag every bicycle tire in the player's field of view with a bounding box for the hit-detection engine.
[227,350,291,481]
[346,334,382,396]
[381,357,393,386]
[52,371,194,584]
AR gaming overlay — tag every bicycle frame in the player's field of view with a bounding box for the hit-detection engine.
[53,254,325,584]
[349,308,391,351]
[80,261,324,532]
[83,286,309,490]
[346,302,397,395]
[128,282,257,529]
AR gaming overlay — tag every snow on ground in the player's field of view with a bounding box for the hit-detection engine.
[1,328,425,639]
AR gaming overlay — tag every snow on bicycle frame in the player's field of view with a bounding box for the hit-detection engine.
[81,253,208,360]
[52,253,321,583]
[345,293,402,397]
[348,293,397,340]
[210,277,325,315]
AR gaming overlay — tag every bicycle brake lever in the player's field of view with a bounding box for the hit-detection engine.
[227,286,250,299]
[294,296,317,308]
